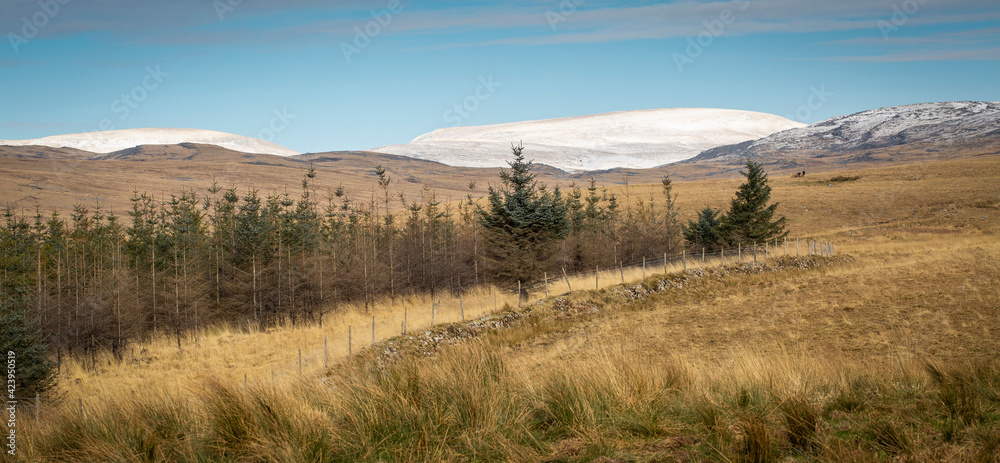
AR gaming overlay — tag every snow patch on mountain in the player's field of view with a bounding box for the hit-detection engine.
[373,108,805,171]
[693,101,1000,162]
[0,128,299,157]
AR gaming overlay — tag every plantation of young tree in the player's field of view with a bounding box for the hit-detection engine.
[1,148,781,389]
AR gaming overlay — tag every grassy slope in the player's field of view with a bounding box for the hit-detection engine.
[11,155,1000,462]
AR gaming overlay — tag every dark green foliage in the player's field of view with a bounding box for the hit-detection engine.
[476,144,569,284]
[720,160,788,245]
[683,207,725,251]
[1,208,58,398]
[1,305,58,399]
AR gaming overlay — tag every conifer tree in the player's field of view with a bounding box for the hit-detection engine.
[476,143,569,284]
[1,303,57,398]
[660,175,683,255]
[234,189,270,325]
[683,207,724,251]
[1,208,57,398]
[720,160,788,244]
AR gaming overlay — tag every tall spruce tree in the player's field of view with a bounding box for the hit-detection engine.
[660,175,683,255]
[720,160,788,244]
[476,143,569,285]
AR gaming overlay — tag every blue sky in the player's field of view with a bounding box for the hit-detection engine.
[1,0,998,152]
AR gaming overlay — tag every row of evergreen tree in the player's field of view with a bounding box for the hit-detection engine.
[2,146,786,397]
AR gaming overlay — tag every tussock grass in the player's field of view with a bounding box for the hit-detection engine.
[22,343,1000,461]
[739,415,774,463]
[781,396,819,450]
[865,419,911,456]
[328,344,540,461]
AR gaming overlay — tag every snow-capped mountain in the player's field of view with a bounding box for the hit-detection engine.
[0,128,299,157]
[692,101,1000,162]
[373,108,806,171]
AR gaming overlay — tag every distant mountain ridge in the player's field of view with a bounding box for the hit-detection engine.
[4,102,997,172]
[690,101,1000,163]
[374,108,806,171]
[0,128,299,157]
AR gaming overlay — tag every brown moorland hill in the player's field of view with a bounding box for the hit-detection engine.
[3,139,996,215]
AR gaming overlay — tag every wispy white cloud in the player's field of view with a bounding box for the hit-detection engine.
[432,0,1000,46]
[825,27,1000,46]
[3,0,998,55]
[829,47,1000,62]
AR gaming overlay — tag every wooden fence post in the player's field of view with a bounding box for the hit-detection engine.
[544,272,548,298]
[739,242,742,262]
[619,263,624,283]
[663,253,667,274]
[683,250,686,272]
[642,257,646,279]
[595,266,599,290]
[403,307,407,334]
[460,293,464,322]
[432,299,435,325]
[517,281,522,308]
[702,248,706,266]
[562,267,572,292]
[35,393,40,421]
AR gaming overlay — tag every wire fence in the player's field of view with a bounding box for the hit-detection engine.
[13,237,836,420]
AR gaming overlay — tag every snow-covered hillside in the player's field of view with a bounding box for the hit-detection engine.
[693,101,1000,162]
[373,108,805,171]
[0,128,299,157]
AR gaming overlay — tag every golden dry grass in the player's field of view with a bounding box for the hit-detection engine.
[507,232,1000,371]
